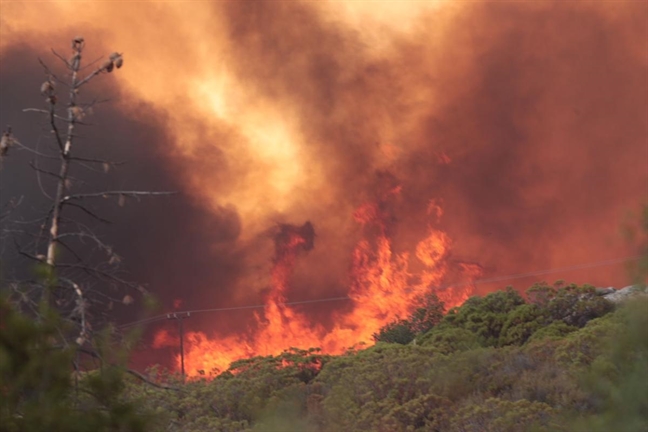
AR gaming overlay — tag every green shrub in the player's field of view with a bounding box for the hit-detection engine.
[0,296,150,432]
[418,326,482,354]
[449,397,554,432]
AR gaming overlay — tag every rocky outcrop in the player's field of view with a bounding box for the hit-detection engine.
[600,285,648,304]
[595,287,616,296]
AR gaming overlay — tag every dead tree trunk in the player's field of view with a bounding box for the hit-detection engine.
[3,37,173,345]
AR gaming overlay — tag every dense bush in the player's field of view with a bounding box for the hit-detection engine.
[124,348,329,432]
[4,284,646,432]
[414,283,617,352]
[418,326,481,354]
[116,284,646,432]
[0,296,150,432]
[373,292,444,344]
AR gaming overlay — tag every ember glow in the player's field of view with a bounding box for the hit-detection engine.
[1,1,645,376]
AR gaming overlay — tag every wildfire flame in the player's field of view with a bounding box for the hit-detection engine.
[153,179,477,376]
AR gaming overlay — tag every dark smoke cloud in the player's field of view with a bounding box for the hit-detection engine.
[217,0,647,297]
[0,40,245,329]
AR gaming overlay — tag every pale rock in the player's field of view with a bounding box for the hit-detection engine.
[602,285,648,304]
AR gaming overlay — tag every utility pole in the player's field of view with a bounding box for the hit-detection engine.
[167,312,191,382]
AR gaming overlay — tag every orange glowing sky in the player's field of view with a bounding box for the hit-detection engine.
[0,0,454,236]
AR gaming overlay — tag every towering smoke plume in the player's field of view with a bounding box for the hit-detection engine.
[1,1,646,374]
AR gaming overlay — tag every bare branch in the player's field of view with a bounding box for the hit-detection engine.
[75,66,107,89]
[25,108,94,127]
[15,243,45,263]
[57,231,120,267]
[50,49,70,69]
[90,288,125,306]
[59,215,104,233]
[59,277,90,344]
[62,202,112,224]
[38,57,68,87]
[35,205,55,252]
[48,103,65,153]
[31,147,55,200]
[58,231,113,253]
[68,156,126,166]
[56,263,145,293]
[126,369,182,391]
[0,196,23,222]
[29,160,62,180]
[57,239,87,264]
[64,191,176,202]
[10,136,59,159]
[23,108,67,121]
[79,55,104,72]
[79,348,181,391]
[11,212,52,225]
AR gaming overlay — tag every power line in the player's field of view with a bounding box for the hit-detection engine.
[119,296,351,329]
[118,254,644,329]
[457,254,642,287]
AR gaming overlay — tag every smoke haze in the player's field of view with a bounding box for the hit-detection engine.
[1,0,646,370]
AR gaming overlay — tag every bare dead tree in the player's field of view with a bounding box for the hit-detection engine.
[1,37,173,348]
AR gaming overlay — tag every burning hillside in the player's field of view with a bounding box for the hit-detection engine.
[153,172,479,375]
[0,1,645,375]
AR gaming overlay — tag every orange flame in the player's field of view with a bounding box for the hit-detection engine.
[158,185,476,377]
